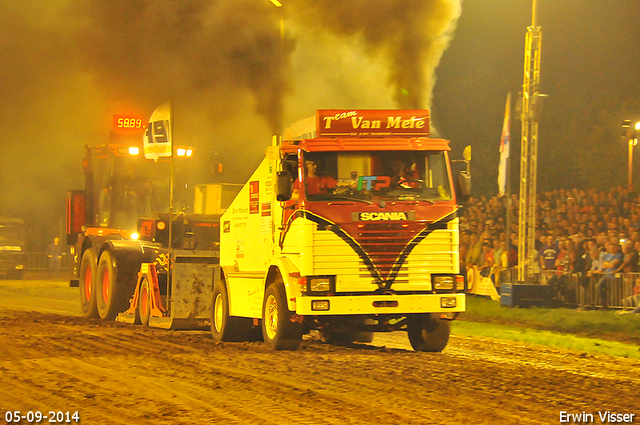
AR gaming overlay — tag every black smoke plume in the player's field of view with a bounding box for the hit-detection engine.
[289,0,461,109]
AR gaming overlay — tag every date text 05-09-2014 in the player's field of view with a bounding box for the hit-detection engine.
[4,411,80,424]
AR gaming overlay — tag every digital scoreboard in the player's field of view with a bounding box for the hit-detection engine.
[113,114,146,132]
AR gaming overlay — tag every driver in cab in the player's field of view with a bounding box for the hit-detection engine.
[390,159,419,189]
[292,160,336,199]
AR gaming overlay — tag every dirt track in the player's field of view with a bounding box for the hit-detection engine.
[0,307,638,425]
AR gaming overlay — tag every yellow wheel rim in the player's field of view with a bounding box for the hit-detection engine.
[214,293,224,333]
[265,294,279,340]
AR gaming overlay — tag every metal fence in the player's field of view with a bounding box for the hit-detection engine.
[25,252,71,271]
[499,268,639,309]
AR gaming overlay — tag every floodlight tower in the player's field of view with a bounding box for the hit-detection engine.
[517,0,543,282]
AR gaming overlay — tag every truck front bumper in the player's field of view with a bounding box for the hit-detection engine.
[295,293,466,316]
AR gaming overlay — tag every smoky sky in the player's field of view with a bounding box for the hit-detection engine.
[3,0,640,251]
[0,0,462,248]
[73,0,294,133]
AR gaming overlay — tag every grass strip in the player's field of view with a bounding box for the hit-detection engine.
[464,295,640,343]
[452,320,640,359]
[461,295,640,345]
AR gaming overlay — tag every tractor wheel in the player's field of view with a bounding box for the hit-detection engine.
[138,277,151,326]
[407,313,451,352]
[262,279,302,350]
[95,250,136,321]
[210,279,254,342]
[79,250,98,318]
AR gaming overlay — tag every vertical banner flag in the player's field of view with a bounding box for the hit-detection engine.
[143,101,172,161]
[498,93,511,197]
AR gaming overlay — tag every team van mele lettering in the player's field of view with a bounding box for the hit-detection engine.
[323,114,425,130]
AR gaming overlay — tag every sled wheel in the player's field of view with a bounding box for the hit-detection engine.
[407,313,451,352]
[79,249,98,318]
[262,279,302,350]
[138,277,151,326]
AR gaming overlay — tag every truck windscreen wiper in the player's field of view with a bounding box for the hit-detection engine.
[326,195,373,204]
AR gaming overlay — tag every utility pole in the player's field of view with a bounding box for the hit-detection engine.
[517,0,543,282]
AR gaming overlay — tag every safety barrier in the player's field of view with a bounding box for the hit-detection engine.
[25,252,71,271]
[498,268,639,309]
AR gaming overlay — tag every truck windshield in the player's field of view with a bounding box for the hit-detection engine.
[302,151,452,202]
[93,155,171,229]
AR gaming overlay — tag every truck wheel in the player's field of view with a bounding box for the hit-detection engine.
[407,313,451,352]
[138,277,151,326]
[96,250,135,321]
[79,250,98,318]
[210,279,254,342]
[262,280,302,350]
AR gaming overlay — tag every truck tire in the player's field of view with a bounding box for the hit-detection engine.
[262,280,303,350]
[407,313,451,352]
[95,250,136,321]
[138,277,151,326]
[210,279,255,342]
[79,250,98,318]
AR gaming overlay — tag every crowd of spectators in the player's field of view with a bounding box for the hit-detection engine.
[459,186,640,313]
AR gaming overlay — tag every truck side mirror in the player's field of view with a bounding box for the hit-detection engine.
[453,145,471,202]
[276,171,292,202]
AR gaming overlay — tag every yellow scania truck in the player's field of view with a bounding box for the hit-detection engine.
[213,109,470,351]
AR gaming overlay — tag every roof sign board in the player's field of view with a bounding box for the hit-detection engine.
[316,109,430,138]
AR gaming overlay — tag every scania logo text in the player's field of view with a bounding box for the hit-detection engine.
[359,212,408,221]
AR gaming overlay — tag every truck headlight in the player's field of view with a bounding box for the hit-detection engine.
[300,276,335,294]
[433,276,454,290]
[309,277,331,292]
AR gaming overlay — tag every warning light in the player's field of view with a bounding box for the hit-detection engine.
[157,221,166,231]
